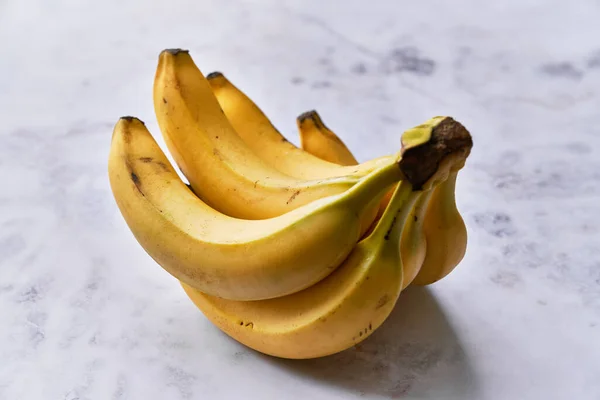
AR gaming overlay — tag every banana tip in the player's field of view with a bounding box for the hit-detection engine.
[120,116,144,125]
[206,71,224,80]
[161,48,189,57]
[297,110,321,126]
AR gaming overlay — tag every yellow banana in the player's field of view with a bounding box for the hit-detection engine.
[183,180,420,359]
[182,119,472,359]
[399,190,432,289]
[205,72,388,179]
[154,49,377,224]
[298,113,472,287]
[108,117,404,301]
[412,162,469,285]
[296,110,358,166]
[295,112,438,289]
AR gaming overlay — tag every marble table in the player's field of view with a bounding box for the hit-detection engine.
[1,0,599,398]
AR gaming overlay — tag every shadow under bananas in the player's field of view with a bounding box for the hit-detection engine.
[261,286,478,399]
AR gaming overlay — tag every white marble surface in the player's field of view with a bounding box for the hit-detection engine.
[1,0,599,399]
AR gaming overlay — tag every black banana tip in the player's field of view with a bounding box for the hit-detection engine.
[206,71,224,80]
[297,110,322,125]
[120,116,144,125]
[162,48,189,56]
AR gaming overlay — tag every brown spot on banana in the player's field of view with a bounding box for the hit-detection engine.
[286,190,301,204]
[212,148,224,161]
[376,294,390,310]
[138,157,169,172]
[384,216,398,241]
[125,159,145,197]
[156,162,169,172]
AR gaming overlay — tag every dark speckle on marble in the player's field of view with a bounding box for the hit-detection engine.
[565,142,592,154]
[539,62,583,79]
[290,76,304,85]
[490,271,521,288]
[19,285,42,303]
[382,47,435,76]
[312,80,332,89]
[112,374,128,400]
[165,366,197,399]
[587,51,600,69]
[473,212,516,237]
[232,351,249,364]
[493,171,522,190]
[351,62,368,75]
[486,149,600,199]
[501,241,545,269]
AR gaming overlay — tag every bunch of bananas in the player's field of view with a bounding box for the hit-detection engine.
[108,49,473,359]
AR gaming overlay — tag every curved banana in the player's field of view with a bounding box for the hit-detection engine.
[108,117,404,301]
[412,164,468,286]
[181,117,472,359]
[296,110,358,166]
[205,72,388,179]
[399,190,432,289]
[295,112,435,289]
[182,180,421,359]
[154,49,379,222]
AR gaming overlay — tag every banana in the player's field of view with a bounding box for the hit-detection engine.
[296,110,358,166]
[181,118,472,359]
[296,112,437,289]
[411,163,469,286]
[154,49,379,223]
[398,190,432,289]
[183,180,420,359]
[108,117,405,301]
[206,72,388,179]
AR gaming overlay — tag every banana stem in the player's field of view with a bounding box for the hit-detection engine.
[366,181,417,244]
[340,156,403,209]
[399,117,472,190]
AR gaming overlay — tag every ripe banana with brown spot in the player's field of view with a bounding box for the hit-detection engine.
[296,114,458,288]
[153,50,385,238]
[108,116,408,301]
[205,72,388,179]
[308,114,472,287]
[181,118,472,358]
